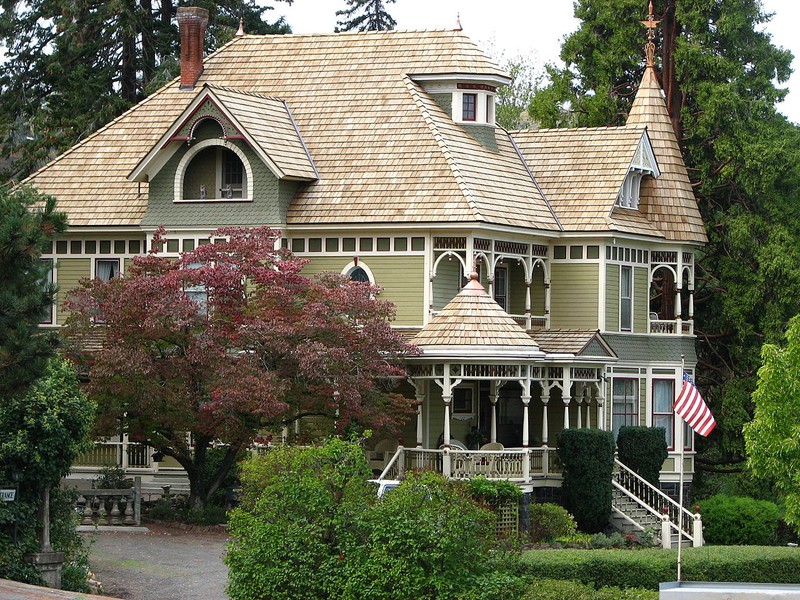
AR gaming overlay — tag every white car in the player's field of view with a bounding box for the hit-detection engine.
[369,479,401,498]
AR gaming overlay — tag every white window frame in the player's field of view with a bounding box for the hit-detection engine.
[174,139,253,203]
[652,378,675,450]
[620,265,633,332]
[39,258,55,325]
[612,378,639,439]
[94,258,121,281]
[341,261,376,284]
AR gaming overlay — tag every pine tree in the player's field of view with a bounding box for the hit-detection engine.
[528,0,800,471]
[0,186,67,402]
[335,0,397,32]
[0,0,293,182]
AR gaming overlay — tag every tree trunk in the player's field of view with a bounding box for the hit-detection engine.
[660,0,683,141]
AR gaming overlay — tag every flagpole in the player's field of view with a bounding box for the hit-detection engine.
[677,354,685,582]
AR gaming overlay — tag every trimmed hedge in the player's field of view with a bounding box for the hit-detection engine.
[517,546,800,590]
[557,428,615,533]
[616,426,668,487]
[520,579,657,600]
[699,494,779,545]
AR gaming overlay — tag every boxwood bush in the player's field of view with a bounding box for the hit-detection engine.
[520,578,657,599]
[527,503,576,543]
[699,494,779,545]
[616,426,668,487]
[557,428,615,533]
[517,546,800,590]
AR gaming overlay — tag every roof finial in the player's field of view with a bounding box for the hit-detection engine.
[455,13,462,31]
[236,17,245,37]
[640,0,660,67]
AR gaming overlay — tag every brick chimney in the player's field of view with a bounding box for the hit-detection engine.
[177,6,209,90]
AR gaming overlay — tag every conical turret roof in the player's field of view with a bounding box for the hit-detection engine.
[626,63,706,243]
[411,273,542,360]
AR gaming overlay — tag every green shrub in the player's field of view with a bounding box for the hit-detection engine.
[228,439,505,600]
[616,426,668,487]
[700,494,779,545]
[465,476,523,504]
[517,546,800,590]
[456,572,528,600]
[527,503,576,542]
[95,464,133,489]
[520,578,657,600]
[145,498,178,521]
[557,428,615,533]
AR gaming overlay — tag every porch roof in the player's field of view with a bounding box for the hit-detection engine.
[531,329,617,359]
[410,273,543,360]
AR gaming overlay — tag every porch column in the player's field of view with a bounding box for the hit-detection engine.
[121,433,129,470]
[576,384,583,429]
[540,390,550,445]
[562,369,572,430]
[585,393,592,429]
[525,277,532,330]
[563,395,571,430]
[415,388,424,448]
[521,379,531,448]
[675,286,682,334]
[596,380,606,431]
[544,279,551,329]
[489,381,499,443]
[442,394,452,447]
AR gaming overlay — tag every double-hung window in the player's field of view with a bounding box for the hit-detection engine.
[620,265,632,331]
[462,93,477,121]
[612,378,638,438]
[652,379,674,449]
[95,258,121,282]
[39,258,54,324]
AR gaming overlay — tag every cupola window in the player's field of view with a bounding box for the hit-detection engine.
[462,93,477,121]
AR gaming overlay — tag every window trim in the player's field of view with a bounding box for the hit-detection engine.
[462,93,477,122]
[94,258,121,282]
[452,385,475,415]
[341,261,375,284]
[612,377,639,438]
[493,264,508,311]
[39,258,55,325]
[620,265,633,332]
[652,378,675,451]
[174,139,253,203]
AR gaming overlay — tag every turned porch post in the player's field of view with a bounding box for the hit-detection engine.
[521,378,531,448]
[541,390,550,445]
[489,380,499,443]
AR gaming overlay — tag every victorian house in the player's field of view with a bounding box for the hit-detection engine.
[25,7,706,542]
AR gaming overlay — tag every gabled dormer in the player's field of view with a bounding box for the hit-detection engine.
[129,85,317,227]
[616,132,660,210]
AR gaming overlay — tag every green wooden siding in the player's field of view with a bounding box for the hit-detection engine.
[531,266,545,315]
[507,261,526,315]
[301,255,425,326]
[634,266,648,333]
[550,263,599,329]
[606,264,620,332]
[432,258,461,311]
[56,258,91,325]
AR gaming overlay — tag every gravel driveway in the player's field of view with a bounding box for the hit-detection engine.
[83,523,229,600]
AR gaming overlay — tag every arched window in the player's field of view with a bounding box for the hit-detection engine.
[174,136,252,202]
[349,266,370,283]
[342,261,375,285]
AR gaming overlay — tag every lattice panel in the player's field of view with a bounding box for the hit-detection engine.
[434,237,467,250]
[495,240,528,255]
[474,238,491,251]
[651,250,678,264]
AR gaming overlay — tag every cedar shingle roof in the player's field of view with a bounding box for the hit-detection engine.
[626,65,706,243]
[513,126,658,236]
[412,274,542,356]
[531,329,617,359]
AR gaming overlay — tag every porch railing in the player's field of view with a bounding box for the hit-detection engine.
[378,446,561,482]
[649,319,694,335]
[73,440,154,470]
[612,458,702,548]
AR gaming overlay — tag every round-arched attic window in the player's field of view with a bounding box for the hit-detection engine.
[182,146,247,200]
[349,266,370,283]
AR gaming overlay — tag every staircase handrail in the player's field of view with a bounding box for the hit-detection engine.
[377,446,405,480]
[613,458,699,545]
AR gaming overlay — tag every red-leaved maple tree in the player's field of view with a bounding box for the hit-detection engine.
[64,227,417,508]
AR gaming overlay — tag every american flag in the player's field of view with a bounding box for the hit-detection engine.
[674,371,716,437]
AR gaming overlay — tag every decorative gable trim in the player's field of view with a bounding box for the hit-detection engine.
[128,85,317,184]
[616,131,660,210]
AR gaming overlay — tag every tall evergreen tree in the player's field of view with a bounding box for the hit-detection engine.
[0,186,67,402]
[0,0,292,182]
[528,0,799,471]
[335,0,396,32]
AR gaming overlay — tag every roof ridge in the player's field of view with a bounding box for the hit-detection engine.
[513,124,646,136]
[404,76,484,222]
[206,84,284,103]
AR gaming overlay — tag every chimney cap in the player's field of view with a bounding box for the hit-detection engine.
[176,6,209,23]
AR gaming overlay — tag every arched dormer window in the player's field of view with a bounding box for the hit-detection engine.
[174,137,253,203]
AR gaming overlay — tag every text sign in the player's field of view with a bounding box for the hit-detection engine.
[0,489,16,501]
